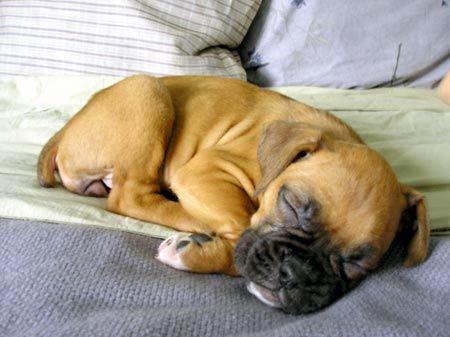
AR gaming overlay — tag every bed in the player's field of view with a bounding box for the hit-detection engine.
[1,1,450,337]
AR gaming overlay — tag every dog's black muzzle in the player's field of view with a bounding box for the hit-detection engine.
[234,228,353,314]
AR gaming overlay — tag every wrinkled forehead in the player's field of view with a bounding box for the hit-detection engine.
[289,143,402,197]
[280,144,405,250]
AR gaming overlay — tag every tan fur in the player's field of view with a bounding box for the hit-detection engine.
[37,75,430,275]
[37,130,62,187]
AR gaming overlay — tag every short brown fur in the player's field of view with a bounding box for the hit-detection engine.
[37,75,430,275]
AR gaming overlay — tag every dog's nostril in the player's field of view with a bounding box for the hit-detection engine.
[279,264,294,284]
[279,268,289,282]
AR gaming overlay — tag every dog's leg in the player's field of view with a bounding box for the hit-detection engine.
[84,75,210,234]
[156,152,256,275]
[108,181,211,233]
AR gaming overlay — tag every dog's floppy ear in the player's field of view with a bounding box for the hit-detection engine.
[255,121,322,196]
[37,130,62,187]
[400,184,430,267]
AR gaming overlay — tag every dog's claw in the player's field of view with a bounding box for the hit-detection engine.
[176,240,191,251]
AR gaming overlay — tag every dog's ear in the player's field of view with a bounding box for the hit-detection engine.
[255,121,322,196]
[37,131,62,187]
[400,184,430,267]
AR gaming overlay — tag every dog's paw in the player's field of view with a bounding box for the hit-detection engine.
[155,233,213,271]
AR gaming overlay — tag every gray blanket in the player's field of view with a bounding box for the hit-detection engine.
[1,219,448,337]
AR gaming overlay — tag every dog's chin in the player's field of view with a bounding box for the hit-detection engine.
[247,282,282,308]
[234,229,352,314]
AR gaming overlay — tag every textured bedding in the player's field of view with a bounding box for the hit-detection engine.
[1,76,449,237]
[1,218,449,337]
[1,77,450,336]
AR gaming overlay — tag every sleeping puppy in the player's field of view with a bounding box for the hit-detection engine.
[37,75,429,314]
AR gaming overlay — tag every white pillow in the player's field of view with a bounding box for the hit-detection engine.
[0,0,261,79]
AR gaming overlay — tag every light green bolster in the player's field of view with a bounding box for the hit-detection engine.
[0,77,449,238]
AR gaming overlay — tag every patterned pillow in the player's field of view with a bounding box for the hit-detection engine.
[0,0,261,79]
[239,0,450,88]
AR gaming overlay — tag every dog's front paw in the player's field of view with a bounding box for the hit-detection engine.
[155,233,213,271]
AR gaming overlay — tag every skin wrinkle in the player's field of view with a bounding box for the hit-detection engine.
[235,226,354,313]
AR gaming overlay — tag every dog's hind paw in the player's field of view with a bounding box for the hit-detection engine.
[155,233,213,271]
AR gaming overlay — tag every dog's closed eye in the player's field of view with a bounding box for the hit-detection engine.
[292,151,311,163]
[338,244,375,280]
[278,186,318,234]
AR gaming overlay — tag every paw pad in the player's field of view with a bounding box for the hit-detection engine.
[156,233,214,271]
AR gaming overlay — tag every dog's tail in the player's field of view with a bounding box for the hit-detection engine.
[37,130,63,187]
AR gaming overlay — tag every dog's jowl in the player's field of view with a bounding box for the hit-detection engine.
[37,75,430,314]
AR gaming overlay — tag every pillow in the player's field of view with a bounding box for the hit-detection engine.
[0,0,261,79]
[239,0,450,88]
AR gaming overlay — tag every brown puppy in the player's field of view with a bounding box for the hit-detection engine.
[38,75,429,313]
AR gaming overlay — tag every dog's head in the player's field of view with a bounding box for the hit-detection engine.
[234,120,429,314]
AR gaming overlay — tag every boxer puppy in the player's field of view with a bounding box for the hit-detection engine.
[38,75,429,314]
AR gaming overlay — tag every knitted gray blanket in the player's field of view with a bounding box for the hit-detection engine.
[1,219,448,337]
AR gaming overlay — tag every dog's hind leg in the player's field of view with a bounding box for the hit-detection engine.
[91,75,211,234]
